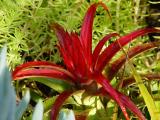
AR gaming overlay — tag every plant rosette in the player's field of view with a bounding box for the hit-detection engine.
[12,2,160,120]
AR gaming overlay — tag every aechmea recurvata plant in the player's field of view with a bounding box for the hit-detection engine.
[12,2,160,120]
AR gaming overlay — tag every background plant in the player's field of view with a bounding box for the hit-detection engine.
[0,47,43,120]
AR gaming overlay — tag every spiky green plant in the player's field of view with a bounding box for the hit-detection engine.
[0,47,43,120]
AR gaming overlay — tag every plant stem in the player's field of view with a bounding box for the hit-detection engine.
[116,0,121,32]
[133,0,140,24]
[112,104,118,120]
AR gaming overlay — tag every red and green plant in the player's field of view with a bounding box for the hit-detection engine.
[12,2,160,120]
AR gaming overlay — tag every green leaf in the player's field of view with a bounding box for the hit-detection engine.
[32,99,44,120]
[58,109,75,120]
[128,60,160,120]
[29,77,72,92]
[15,90,30,120]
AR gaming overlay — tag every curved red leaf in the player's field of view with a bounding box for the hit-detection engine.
[118,91,146,120]
[51,90,74,120]
[95,28,160,72]
[51,23,75,72]
[12,61,75,81]
[107,41,160,80]
[70,32,89,79]
[93,33,119,67]
[52,23,90,80]
[94,74,130,120]
[13,68,75,84]
[13,61,64,75]
[80,2,109,69]
[99,87,146,120]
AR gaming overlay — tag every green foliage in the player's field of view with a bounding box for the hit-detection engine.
[29,77,72,92]
[0,0,147,69]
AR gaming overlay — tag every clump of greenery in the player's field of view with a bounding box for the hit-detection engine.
[12,1,160,120]
[0,0,148,69]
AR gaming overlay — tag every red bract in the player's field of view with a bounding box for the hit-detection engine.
[12,2,160,120]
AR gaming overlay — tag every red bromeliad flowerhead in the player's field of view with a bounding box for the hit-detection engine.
[12,2,160,120]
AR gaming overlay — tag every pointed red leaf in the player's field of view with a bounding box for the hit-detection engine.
[118,92,146,120]
[80,2,109,69]
[93,33,119,67]
[107,41,160,80]
[51,23,75,72]
[13,68,75,84]
[99,87,146,120]
[70,32,89,79]
[58,45,75,74]
[13,61,64,75]
[95,28,160,72]
[94,74,130,120]
[12,61,75,81]
[51,90,73,120]
[52,23,90,80]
